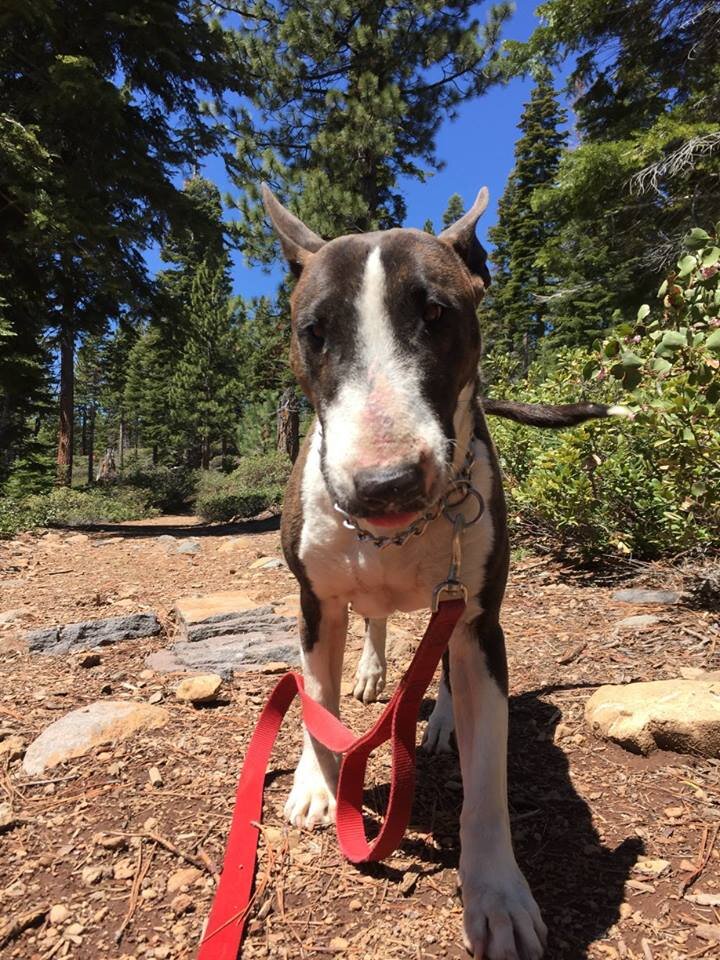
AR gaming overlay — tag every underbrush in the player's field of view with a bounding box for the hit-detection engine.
[121,463,197,513]
[487,226,720,561]
[0,486,157,537]
[195,451,290,522]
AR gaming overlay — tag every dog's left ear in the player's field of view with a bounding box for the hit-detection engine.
[261,185,326,277]
[438,187,491,302]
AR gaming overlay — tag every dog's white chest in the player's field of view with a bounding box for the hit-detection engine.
[298,426,495,620]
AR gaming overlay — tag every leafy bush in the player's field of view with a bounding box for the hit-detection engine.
[0,486,156,537]
[122,464,197,513]
[195,451,290,522]
[485,225,720,560]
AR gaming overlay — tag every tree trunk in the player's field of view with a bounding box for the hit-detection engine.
[56,325,75,486]
[152,444,158,466]
[276,387,300,463]
[201,437,211,470]
[87,404,95,486]
[80,406,87,456]
[118,417,125,470]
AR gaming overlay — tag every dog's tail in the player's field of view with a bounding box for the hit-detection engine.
[481,398,634,428]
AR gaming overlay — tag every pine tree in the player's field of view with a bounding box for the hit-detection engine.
[483,66,567,365]
[442,194,466,229]
[225,0,512,252]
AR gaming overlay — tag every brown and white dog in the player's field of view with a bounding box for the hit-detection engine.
[263,185,627,960]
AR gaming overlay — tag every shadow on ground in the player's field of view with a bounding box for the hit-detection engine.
[363,690,642,959]
[47,513,282,539]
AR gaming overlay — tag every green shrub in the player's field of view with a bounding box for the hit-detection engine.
[0,486,156,537]
[195,451,290,522]
[485,225,720,560]
[122,464,197,513]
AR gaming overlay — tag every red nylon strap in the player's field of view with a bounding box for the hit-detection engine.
[197,598,465,960]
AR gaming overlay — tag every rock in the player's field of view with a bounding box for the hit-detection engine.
[173,591,260,641]
[82,865,103,885]
[249,556,284,570]
[167,867,201,894]
[0,609,31,626]
[114,858,135,881]
[149,597,299,678]
[148,766,163,787]
[0,802,17,831]
[585,679,720,757]
[217,538,242,554]
[23,701,170,775]
[616,614,660,631]
[612,588,681,605]
[174,674,223,704]
[26,612,161,655]
[330,937,349,952]
[148,690,163,704]
[634,857,671,878]
[66,533,90,545]
[176,539,201,555]
[680,667,720,681]
[0,735,25,761]
[170,893,195,916]
[76,652,102,668]
[49,904,70,926]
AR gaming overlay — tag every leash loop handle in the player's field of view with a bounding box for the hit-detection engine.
[197,598,465,960]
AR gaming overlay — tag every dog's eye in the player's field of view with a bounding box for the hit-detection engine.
[423,302,443,324]
[304,322,325,349]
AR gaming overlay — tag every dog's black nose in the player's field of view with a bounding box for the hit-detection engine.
[353,462,426,514]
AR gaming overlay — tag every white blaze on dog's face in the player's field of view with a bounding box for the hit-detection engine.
[262,186,491,525]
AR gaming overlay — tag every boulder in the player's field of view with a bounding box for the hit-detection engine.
[23,701,170,775]
[585,679,720,757]
[26,612,161,655]
[173,590,259,641]
[174,674,223,703]
[612,589,681,605]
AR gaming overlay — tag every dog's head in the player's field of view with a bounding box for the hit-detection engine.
[263,186,490,528]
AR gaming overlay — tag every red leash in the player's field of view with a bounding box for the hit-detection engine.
[197,597,465,960]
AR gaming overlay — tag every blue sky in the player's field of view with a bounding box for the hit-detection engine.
[149,2,569,300]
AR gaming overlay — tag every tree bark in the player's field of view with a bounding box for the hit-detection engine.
[56,325,75,486]
[118,417,125,470]
[201,437,211,470]
[87,404,95,486]
[276,387,300,463]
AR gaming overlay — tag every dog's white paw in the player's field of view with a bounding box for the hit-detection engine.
[353,653,386,704]
[284,753,337,829]
[422,689,454,753]
[461,863,547,960]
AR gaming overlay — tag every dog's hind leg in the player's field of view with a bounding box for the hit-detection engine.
[422,653,454,753]
[353,617,387,704]
[285,591,348,830]
[451,616,547,960]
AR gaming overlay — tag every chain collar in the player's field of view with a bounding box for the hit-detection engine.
[333,442,481,550]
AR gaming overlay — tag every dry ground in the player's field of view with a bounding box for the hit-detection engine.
[1,520,719,960]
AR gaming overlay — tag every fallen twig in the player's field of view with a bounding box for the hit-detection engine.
[0,906,48,949]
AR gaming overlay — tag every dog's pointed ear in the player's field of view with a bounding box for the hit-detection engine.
[438,187,491,301]
[261,184,326,277]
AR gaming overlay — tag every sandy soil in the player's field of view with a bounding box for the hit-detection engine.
[1,520,719,960]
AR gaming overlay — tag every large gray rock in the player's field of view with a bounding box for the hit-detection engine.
[612,588,681,605]
[148,601,298,678]
[23,701,169,775]
[26,612,161,655]
[585,678,720,757]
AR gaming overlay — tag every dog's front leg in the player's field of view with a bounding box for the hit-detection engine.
[451,618,547,960]
[353,617,387,704]
[285,590,348,829]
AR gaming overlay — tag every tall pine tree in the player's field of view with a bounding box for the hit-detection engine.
[484,66,567,365]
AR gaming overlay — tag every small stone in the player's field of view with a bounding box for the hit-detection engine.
[67,534,90,545]
[329,937,349,952]
[167,867,201,893]
[49,904,70,925]
[82,865,103,885]
[148,766,163,788]
[76,652,102,668]
[0,735,25,761]
[66,922,84,936]
[114,858,136,880]
[616,614,660,631]
[148,691,163,705]
[94,832,127,850]
[619,902,633,920]
[141,887,158,900]
[634,858,671,878]
[176,539,201,555]
[612,588,680,605]
[348,899,362,911]
[171,893,195,916]
[0,801,16,831]
[174,674,223,704]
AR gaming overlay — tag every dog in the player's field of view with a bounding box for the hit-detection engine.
[262,184,628,960]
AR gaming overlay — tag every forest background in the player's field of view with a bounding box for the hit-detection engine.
[1,0,718,561]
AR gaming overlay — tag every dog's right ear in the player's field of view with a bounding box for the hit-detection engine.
[261,185,326,277]
[438,187,491,302]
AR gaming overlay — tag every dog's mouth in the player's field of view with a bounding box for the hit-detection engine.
[363,510,422,529]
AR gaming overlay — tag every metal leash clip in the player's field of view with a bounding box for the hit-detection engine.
[431,487,485,611]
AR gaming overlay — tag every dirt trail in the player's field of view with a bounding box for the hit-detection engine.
[1,522,719,960]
